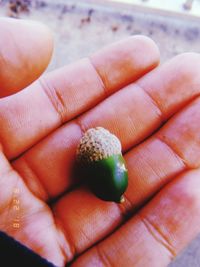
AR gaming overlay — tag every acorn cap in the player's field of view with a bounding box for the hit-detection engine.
[76,127,121,163]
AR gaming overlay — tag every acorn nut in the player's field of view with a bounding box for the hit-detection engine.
[76,127,128,203]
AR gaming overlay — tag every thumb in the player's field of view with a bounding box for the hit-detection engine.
[0,17,53,97]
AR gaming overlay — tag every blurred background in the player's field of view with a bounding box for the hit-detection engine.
[0,0,200,266]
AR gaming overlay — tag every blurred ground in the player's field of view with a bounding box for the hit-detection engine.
[1,0,200,69]
[0,1,200,266]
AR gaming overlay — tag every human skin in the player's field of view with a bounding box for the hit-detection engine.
[0,17,200,267]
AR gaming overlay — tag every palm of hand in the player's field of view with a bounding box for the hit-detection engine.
[1,18,200,267]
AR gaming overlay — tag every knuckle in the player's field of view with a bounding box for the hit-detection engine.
[39,77,66,123]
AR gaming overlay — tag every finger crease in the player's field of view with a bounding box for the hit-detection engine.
[135,82,165,122]
[88,57,108,98]
[75,117,87,136]
[156,136,189,170]
[39,77,66,124]
[137,213,176,259]
[96,244,113,267]
[20,157,49,200]
[53,213,76,262]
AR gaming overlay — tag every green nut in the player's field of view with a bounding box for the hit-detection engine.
[76,127,128,203]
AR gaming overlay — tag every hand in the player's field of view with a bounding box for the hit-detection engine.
[0,17,200,267]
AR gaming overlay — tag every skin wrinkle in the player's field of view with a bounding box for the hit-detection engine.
[0,185,44,233]
[39,78,66,125]
[141,137,186,181]
[39,58,108,131]
[14,205,67,266]
[122,111,138,145]
[156,136,190,169]
[138,154,162,183]
[20,202,49,222]
[135,82,164,122]
[75,117,87,136]
[156,97,200,169]
[54,214,76,262]
[17,156,49,200]
[53,189,124,258]
[88,57,108,98]
[127,174,182,218]
[38,58,108,129]
[55,90,66,114]
[28,221,54,245]
[137,214,176,259]
[126,137,187,203]
[12,203,45,239]
[57,225,75,264]
[95,244,113,267]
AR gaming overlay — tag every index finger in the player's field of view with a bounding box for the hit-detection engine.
[0,36,159,158]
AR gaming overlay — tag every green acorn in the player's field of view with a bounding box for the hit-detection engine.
[76,127,128,203]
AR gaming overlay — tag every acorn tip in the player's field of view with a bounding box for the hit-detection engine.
[119,195,125,204]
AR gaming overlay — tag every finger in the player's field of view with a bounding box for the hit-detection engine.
[71,169,200,267]
[51,96,200,260]
[0,36,159,158]
[0,18,53,97]
[13,53,200,199]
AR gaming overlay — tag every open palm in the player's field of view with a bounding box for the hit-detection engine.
[1,18,200,267]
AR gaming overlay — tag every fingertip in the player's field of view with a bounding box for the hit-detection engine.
[129,35,160,65]
[25,18,54,65]
[19,18,55,79]
[0,17,54,97]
